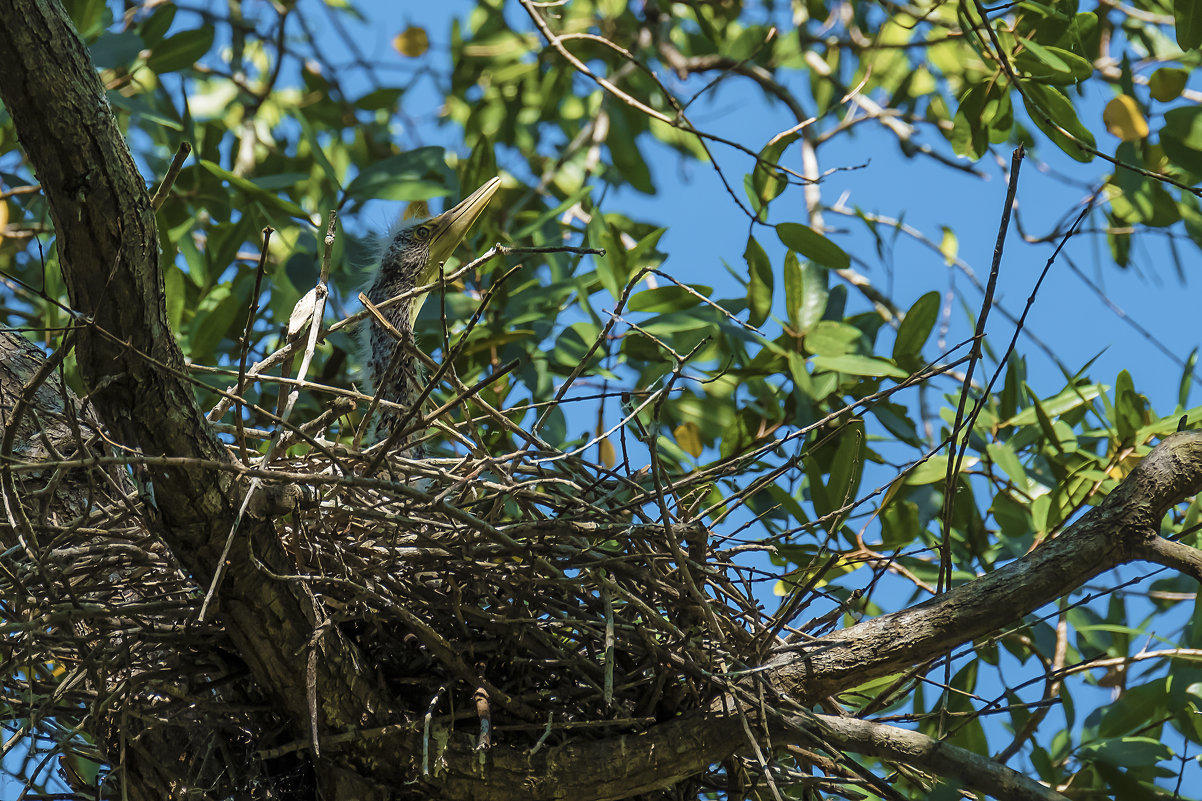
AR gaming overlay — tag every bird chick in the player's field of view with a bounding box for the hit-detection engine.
[364,177,501,454]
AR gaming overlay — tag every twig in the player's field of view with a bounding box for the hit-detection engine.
[150,142,191,210]
[234,227,274,463]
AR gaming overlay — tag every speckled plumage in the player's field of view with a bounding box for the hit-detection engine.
[362,177,502,458]
[365,219,437,456]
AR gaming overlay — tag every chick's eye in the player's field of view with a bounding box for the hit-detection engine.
[414,225,431,240]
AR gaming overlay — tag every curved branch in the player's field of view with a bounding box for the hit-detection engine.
[799,713,1068,801]
[770,431,1202,700]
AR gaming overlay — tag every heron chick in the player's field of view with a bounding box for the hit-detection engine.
[365,177,501,453]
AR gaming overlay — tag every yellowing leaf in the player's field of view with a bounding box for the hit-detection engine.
[939,226,958,266]
[394,26,429,58]
[1103,95,1148,142]
[674,421,703,458]
[0,199,8,234]
[598,437,616,468]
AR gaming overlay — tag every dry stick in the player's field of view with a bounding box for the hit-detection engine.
[938,145,1024,594]
[933,144,1023,736]
[198,212,336,622]
[0,330,77,601]
[967,198,1097,448]
[532,263,640,436]
[234,227,274,464]
[150,141,191,211]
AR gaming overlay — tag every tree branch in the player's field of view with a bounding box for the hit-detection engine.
[800,713,1068,801]
[770,431,1202,701]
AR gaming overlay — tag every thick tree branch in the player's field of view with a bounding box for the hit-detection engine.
[800,713,1068,801]
[770,431,1202,701]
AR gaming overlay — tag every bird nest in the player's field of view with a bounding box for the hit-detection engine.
[269,444,753,743]
[0,343,774,795]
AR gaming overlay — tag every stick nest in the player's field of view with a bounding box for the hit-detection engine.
[0,363,775,797]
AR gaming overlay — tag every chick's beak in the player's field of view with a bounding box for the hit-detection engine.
[425,177,502,272]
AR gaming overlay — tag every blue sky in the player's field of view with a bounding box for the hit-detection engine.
[357,0,1200,417]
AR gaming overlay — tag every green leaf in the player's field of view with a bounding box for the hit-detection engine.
[164,264,186,332]
[1175,0,1202,51]
[1001,383,1106,427]
[342,147,450,206]
[1013,39,1093,84]
[1114,369,1148,444]
[880,497,921,547]
[607,105,655,194]
[62,0,106,38]
[750,130,800,210]
[1079,736,1171,768]
[810,354,909,379]
[906,455,950,485]
[138,3,176,47]
[185,282,246,361]
[1179,349,1198,409]
[297,114,343,193]
[588,215,626,301]
[892,291,940,370]
[825,419,865,520]
[196,160,311,221]
[784,251,828,333]
[1149,67,1189,102]
[951,83,992,160]
[1160,106,1202,177]
[986,441,1029,491]
[551,322,601,370]
[744,235,773,327]
[783,251,802,331]
[147,26,215,74]
[1020,81,1095,162]
[805,321,862,357]
[90,31,145,69]
[628,285,710,314]
[776,222,849,269]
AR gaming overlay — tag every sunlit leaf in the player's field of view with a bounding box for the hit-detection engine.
[776,222,849,270]
[1103,95,1148,142]
[892,291,940,370]
[673,422,703,458]
[810,354,908,379]
[394,26,429,57]
[629,285,710,314]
